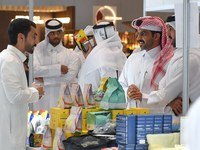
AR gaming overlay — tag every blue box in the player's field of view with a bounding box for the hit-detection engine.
[118,144,135,150]
[116,115,136,145]
[135,144,148,150]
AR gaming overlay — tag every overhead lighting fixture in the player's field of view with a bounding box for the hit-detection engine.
[54,17,70,24]
[105,16,122,20]
[13,15,44,24]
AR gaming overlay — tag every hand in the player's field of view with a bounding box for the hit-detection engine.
[31,82,45,99]
[127,84,142,101]
[168,97,182,116]
[83,43,93,58]
[35,77,43,82]
[61,65,68,74]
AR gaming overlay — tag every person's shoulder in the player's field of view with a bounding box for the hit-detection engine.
[0,49,18,65]
[34,40,46,50]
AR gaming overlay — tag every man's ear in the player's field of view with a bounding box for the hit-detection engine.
[154,33,161,41]
[17,33,25,43]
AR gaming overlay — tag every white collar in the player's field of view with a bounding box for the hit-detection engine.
[143,45,161,58]
[6,45,26,62]
[47,42,62,52]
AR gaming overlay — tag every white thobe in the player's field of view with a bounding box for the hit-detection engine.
[148,48,200,121]
[33,41,79,111]
[0,45,39,150]
[119,46,165,113]
[78,61,118,92]
[78,32,127,92]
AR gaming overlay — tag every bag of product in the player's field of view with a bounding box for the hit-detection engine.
[64,106,82,133]
[100,78,126,110]
[87,111,111,130]
[57,83,73,109]
[42,125,52,149]
[83,84,95,109]
[52,127,65,150]
[76,111,82,133]
[72,84,84,108]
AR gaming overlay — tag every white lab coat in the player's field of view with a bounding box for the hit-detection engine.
[78,32,127,92]
[148,48,200,121]
[33,41,79,111]
[119,46,166,113]
[0,45,39,150]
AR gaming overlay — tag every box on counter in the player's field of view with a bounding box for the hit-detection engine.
[51,129,55,144]
[109,109,124,120]
[130,108,149,114]
[123,109,137,115]
[135,144,148,150]
[82,109,93,119]
[118,144,135,150]
[116,115,136,145]
[50,108,70,130]
[87,111,111,130]
[29,134,43,147]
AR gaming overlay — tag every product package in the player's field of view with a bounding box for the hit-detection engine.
[42,125,52,149]
[83,84,95,109]
[93,77,110,107]
[100,78,126,110]
[87,111,111,130]
[74,29,89,52]
[64,106,82,133]
[57,83,73,109]
[52,127,65,150]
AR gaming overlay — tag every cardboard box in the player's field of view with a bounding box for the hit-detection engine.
[123,109,137,115]
[109,109,124,119]
[130,108,149,114]
[50,108,70,130]
[116,115,136,145]
[82,109,93,119]
[82,119,87,130]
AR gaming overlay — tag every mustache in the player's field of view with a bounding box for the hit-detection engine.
[138,40,145,43]
[53,38,60,40]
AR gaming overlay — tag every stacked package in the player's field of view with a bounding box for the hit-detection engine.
[116,114,172,150]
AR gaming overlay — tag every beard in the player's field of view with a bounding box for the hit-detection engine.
[49,38,61,47]
[25,42,36,54]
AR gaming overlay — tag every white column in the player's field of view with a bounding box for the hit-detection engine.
[29,0,34,111]
[182,0,190,115]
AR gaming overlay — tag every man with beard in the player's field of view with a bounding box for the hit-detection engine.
[33,19,79,111]
[78,21,127,92]
[119,16,173,112]
[147,15,200,122]
[0,18,44,150]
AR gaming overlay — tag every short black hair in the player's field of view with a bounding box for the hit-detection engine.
[7,18,36,45]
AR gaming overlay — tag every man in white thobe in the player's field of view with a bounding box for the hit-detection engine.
[0,18,44,150]
[119,17,173,112]
[33,19,79,111]
[147,15,200,122]
[78,21,127,92]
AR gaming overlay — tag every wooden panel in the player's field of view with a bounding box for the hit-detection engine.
[0,6,75,52]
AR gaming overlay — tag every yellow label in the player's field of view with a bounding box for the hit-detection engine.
[53,140,57,148]
[67,119,72,127]
[58,96,62,103]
